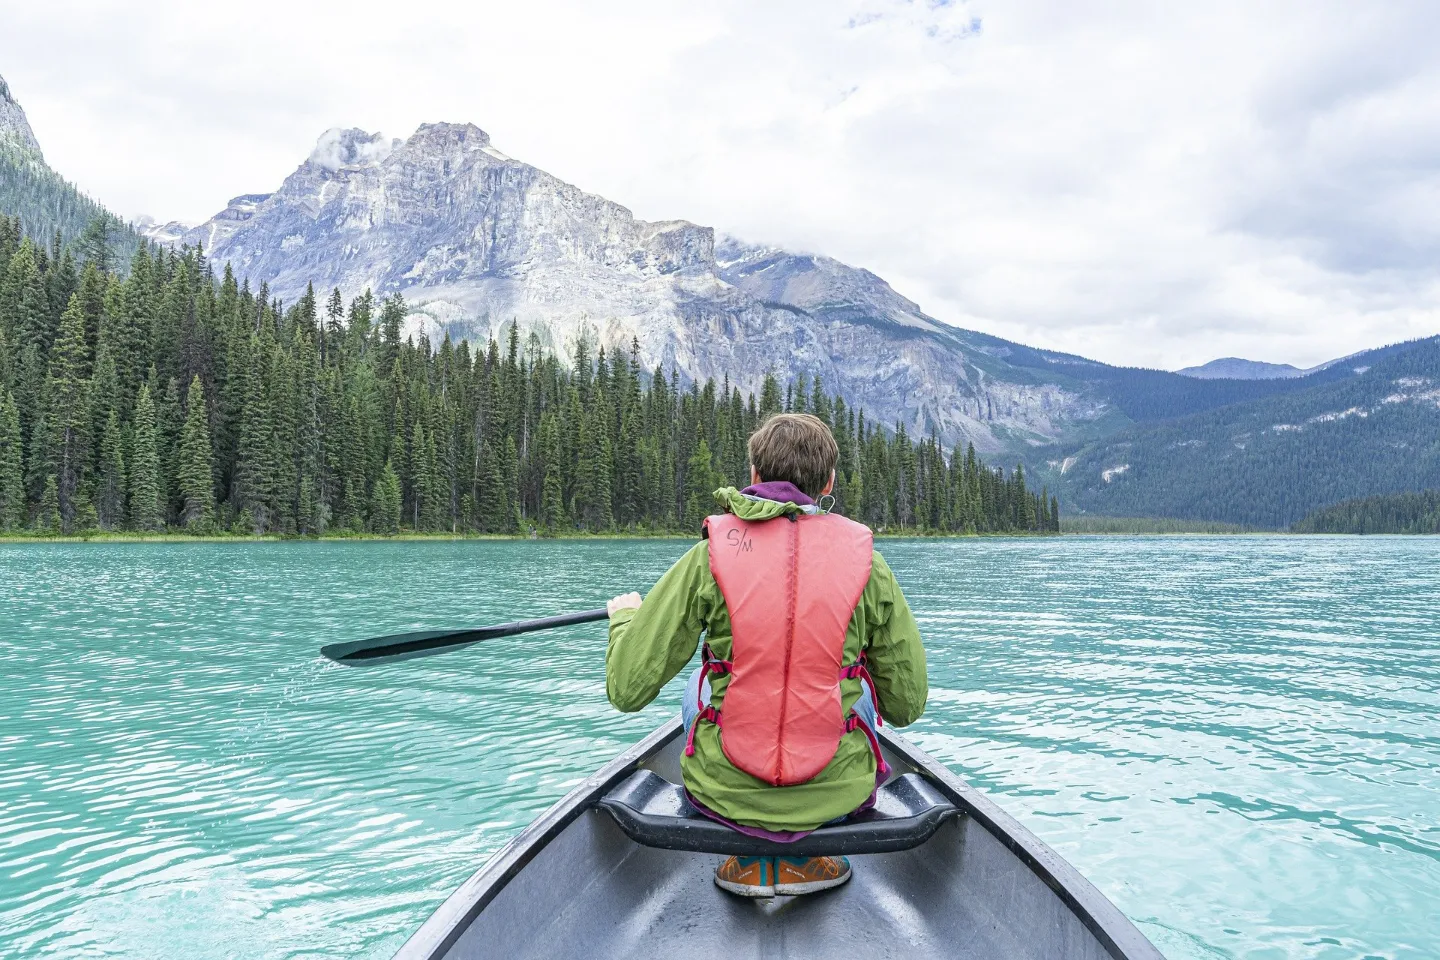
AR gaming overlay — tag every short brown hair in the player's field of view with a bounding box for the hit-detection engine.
[748,413,838,498]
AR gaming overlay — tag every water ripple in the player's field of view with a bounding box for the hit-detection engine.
[1,537,1437,959]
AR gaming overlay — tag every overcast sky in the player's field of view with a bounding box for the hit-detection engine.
[3,0,1439,370]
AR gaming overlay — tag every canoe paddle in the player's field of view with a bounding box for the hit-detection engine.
[320,608,610,666]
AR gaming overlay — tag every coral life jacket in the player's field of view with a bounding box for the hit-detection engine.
[688,510,881,786]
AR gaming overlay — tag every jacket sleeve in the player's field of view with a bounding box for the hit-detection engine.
[863,551,928,727]
[605,542,711,713]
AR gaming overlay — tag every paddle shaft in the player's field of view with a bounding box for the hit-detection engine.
[321,608,610,666]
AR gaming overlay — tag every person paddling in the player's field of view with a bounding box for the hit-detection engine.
[606,412,928,897]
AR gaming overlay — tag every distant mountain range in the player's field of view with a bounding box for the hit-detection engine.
[1050,338,1440,528]
[3,71,1437,526]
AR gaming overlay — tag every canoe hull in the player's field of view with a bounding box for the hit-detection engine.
[396,720,1163,960]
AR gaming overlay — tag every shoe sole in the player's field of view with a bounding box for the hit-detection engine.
[776,870,853,896]
[714,876,776,898]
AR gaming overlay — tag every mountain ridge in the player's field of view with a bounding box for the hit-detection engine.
[0,72,138,260]
[172,122,1111,453]
[170,121,1399,458]
[1176,357,1307,380]
[1049,337,1440,527]
[0,75,42,156]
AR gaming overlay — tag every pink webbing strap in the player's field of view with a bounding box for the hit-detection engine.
[686,645,733,757]
[840,655,884,727]
[847,714,891,779]
[695,642,733,714]
[685,705,721,756]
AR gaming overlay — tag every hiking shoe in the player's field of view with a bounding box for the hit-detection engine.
[775,856,852,895]
[714,856,776,897]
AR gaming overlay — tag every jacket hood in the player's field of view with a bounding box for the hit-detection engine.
[712,486,812,521]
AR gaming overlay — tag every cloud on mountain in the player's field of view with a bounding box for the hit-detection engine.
[306,128,397,173]
[2,0,1438,369]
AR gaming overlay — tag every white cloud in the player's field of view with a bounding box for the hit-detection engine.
[1,0,1438,370]
[306,128,396,173]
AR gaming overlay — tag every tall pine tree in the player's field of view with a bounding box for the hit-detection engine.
[370,459,402,534]
[127,383,162,531]
[177,376,215,528]
[0,390,23,530]
[43,295,91,531]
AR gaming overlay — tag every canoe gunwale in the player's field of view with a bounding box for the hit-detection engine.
[393,718,1162,960]
[882,731,1165,960]
[392,722,679,960]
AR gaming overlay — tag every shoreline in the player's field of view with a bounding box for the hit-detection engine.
[0,530,1429,544]
[0,530,1055,543]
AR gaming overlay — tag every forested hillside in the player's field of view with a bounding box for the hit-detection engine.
[0,217,1057,537]
[1293,490,1440,534]
[0,141,136,261]
[1051,339,1440,528]
[0,77,138,266]
[959,328,1423,426]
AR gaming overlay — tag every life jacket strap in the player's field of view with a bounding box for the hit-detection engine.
[846,713,891,780]
[684,705,722,757]
[839,653,883,728]
[695,642,733,716]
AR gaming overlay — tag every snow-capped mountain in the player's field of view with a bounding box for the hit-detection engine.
[178,122,1113,453]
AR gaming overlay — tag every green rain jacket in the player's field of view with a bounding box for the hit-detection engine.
[606,487,928,832]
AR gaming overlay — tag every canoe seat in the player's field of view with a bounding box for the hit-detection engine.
[596,770,958,856]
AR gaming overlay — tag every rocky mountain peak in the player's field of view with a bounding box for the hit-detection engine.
[410,122,492,148]
[178,118,1114,452]
[0,73,43,157]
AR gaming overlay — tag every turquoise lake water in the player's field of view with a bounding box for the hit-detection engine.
[1,537,1437,959]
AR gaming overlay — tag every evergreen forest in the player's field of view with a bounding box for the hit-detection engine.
[0,215,1059,538]
[1052,338,1440,529]
[1292,490,1440,534]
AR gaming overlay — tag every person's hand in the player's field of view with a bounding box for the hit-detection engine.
[607,592,643,617]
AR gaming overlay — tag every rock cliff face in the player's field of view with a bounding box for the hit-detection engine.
[181,122,1110,453]
[0,74,43,156]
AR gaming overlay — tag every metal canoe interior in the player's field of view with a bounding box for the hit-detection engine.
[425,729,1119,960]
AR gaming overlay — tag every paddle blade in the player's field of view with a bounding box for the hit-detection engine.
[321,608,610,666]
[321,628,497,665]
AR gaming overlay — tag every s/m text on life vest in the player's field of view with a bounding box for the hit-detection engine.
[726,528,754,556]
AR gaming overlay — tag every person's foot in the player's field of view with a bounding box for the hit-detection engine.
[714,856,776,897]
[775,856,852,895]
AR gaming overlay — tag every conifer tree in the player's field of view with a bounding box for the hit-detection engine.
[499,435,521,533]
[572,400,614,531]
[2,239,51,352]
[537,412,567,529]
[44,295,92,532]
[0,322,11,396]
[370,459,402,534]
[34,473,59,534]
[128,384,162,531]
[0,390,23,530]
[235,338,277,532]
[177,376,215,528]
[410,418,438,531]
[760,373,782,418]
[96,409,125,529]
[683,437,718,532]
